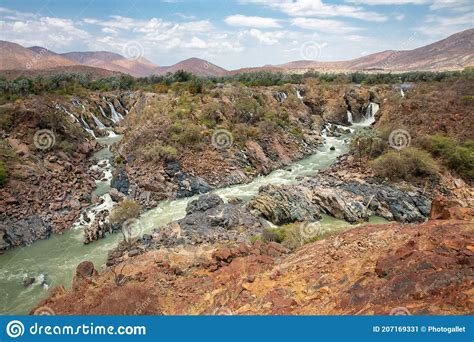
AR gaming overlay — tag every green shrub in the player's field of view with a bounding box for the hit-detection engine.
[420,135,474,181]
[0,109,13,130]
[109,199,140,225]
[145,142,178,162]
[171,122,202,145]
[370,147,438,180]
[421,134,456,158]
[234,97,263,123]
[199,102,222,128]
[114,155,125,165]
[445,144,474,181]
[0,162,8,185]
[350,128,384,158]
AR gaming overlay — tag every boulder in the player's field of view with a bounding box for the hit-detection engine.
[0,215,52,251]
[430,196,473,220]
[111,168,130,195]
[186,194,223,215]
[175,172,213,198]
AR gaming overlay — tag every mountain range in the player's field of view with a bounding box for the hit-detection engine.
[0,28,472,78]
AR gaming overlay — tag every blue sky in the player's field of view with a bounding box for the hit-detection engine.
[0,0,472,69]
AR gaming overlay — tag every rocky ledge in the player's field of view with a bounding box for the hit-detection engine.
[33,219,473,315]
[247,175,431,225]
[105,194,268,266]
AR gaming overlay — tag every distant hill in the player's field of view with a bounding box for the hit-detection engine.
[0,41,76,70]
[1,29,472,78]
[276,28,474,72]
[59,51,158,77]
[156,58,228,77]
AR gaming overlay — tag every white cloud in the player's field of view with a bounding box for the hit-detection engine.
[102,27,118,34]
[394,14,405,21]
[244,28,285,44]
[346,0,428,4]
[430,0,473,12]
[0,15,89,49]
[224,14,281,28]
[291,18,360,34]
[416,13,474,37]
[241,0,388,22]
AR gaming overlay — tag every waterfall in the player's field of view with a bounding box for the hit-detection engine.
[80,117,96,138]
[276,92,287,103]
[108,102,124,123]
[400,88,405,97]
[296,90,304,100]
[99,106,110,120]
[56,104,79,123]
[92,113,107,130]
[347,110,353,124]
[362,102,379,126]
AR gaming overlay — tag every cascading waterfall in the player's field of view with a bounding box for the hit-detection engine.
[361,102,379,126]
[276,92,288,103]
[400,88,405,97]
[296,89,304,100]
[107,102,124,123]
[92,113,107,130]
[56,104,79,123]
[80,117,96,138]
[99,106,109,120]
[347,110,353,124]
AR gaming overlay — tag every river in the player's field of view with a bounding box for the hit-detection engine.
[0,125,386,315]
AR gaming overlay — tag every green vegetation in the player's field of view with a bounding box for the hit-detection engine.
[0,161,8,186]
[370,147,438,180]
[170,121,202,145]
[1,68,472,102]
[144,142,178,162]
[421,135,474,181]
[350,128,384,159]
[109,199,140,225]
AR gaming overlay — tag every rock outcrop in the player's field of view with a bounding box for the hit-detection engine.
[248,175,431,225]
[105,194,266,266]
[0,215,52,252]
[33,220,474,315]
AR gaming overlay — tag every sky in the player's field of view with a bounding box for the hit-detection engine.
[0,0,472,69]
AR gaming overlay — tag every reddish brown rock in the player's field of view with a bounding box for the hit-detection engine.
[430,196,473,220]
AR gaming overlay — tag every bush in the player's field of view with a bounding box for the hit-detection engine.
[0,162,8,185]
[350,128,384,158]
[109,199,140,225]
[234,98,263,123]
[145,142,178,162]
[171,122,202,145]
[370,147,438,180]
[420,135,474,181]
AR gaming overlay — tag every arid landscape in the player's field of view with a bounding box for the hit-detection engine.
[0,1,473,319]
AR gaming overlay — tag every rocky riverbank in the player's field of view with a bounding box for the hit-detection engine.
[0,92,137,252]
[247,174,431,225]
[34,216,473,315]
